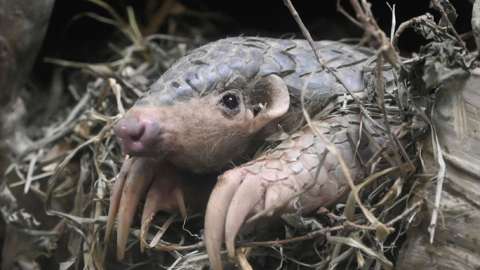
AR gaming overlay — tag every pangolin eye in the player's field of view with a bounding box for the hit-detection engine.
[221,93,239,110]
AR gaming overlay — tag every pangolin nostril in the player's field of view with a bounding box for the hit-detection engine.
[129,123,145,141]
[114,117,146,142]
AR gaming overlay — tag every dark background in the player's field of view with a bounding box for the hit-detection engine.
[40,0,474,62]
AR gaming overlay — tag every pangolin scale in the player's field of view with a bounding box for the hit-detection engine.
[107,37,406,270]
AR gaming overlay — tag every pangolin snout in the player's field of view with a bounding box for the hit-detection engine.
[114,114,163,155]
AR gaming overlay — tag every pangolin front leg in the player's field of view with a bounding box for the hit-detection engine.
[105,157,191,260]
[205,114,367,269]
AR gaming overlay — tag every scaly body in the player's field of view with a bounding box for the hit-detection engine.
[106,37,403,270]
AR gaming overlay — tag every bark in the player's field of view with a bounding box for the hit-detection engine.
[396,71,480,269]
[0,0,55,269]
[0,0,54,106]
[0,0,55,152]
[473,0,480,53]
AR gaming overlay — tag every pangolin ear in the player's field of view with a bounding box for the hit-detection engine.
[249,74,290,133]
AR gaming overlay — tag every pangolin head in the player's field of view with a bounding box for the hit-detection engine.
[115,62,290,173]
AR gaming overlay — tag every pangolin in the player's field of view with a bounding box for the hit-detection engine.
[105,37,404,269]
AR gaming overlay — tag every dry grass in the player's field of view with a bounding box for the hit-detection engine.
[2,0,474,269]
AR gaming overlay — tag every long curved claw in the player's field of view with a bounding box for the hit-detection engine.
[140,177,170,251]
[140,165,186,251]
[106,158,209,259]
[116,158,154,260]
[204,117,367,270]
[205,170,244,270]
[105,157,133,245]
[224,175,263,258]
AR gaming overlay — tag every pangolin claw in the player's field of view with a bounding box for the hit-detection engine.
[204,116,364,270]
[105,157,133,245]
[140,165,187,251]
[224,175,263,258]
[115,158,154,260]
[105,158,190,259]
[204,170,244,270]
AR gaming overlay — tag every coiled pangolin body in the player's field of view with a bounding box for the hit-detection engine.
[107,37,400,270]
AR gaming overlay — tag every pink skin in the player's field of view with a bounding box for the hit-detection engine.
[114,112,165,156]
